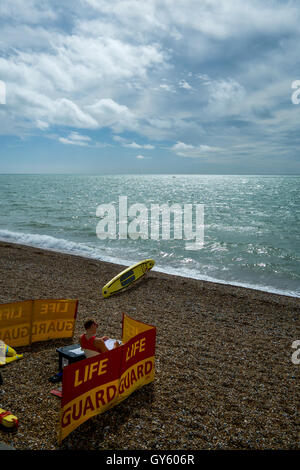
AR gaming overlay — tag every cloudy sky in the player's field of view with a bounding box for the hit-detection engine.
[0,0,300,174]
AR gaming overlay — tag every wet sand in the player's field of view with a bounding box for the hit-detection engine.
[0,240,299,450]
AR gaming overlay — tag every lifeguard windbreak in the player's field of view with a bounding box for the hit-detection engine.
[0,299,78,346]
[58,314,156,443]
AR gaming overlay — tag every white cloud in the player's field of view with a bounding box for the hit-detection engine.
[0,0,57,24]
[112,135,127,143]
[136,154,145,159]
[171,141,222,158]
[86,98,137,132]
[0,11,167,135]
[125,142,142,148]
[159,83,175,93]
[179,79,192,90]
[125,141,154,149]
[0,0,300,170]
[68,132,91,142]
[6,84,99,130]
[163,0,300,40]
[112,136,154,149]
[192,74,247,118]
[50,98,99,128]
[81,0,299,43]
[36,120,49,130]
[59,131,91,146]
[208,78,245,103]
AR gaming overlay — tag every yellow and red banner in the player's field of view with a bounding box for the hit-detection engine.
[58,314,156,442]
[0,299,78,347]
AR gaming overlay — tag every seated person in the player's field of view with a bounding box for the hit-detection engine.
[80,319,120,358]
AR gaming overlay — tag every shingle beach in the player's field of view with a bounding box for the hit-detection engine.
[0,240,299,450]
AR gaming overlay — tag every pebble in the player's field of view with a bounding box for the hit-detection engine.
[0,241,299,450]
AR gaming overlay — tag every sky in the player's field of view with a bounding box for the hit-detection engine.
[0,0,300,174]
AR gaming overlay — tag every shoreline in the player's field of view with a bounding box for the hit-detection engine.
[0,240,299,450]
[0,239,299,306]
[0,235,299,300]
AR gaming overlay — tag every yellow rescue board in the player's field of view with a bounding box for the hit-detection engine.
[0,341,23,367]
[102,259,155,298]
[0,407,18,429]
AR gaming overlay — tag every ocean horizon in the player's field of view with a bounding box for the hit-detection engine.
[0,173,299,298]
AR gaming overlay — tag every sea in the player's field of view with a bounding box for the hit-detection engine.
[0,174,299,298]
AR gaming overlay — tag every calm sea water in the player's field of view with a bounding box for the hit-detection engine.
[0,174,299,297]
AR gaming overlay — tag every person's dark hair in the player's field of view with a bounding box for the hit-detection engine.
[84,319,96,330]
